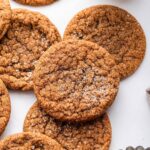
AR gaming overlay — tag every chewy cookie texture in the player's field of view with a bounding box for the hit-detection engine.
[0,0,11,40]
[0,9,61,90]
[0,3,147,150]
[0,132,63,150]
[24,103,112,150]
[33,40,120,122]
[64,5,146,79]
[14,0,56,6]
[0,79,11,136]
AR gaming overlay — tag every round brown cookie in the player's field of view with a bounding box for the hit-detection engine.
[0,132,63,149]
[14,0,56,6]
[64,5,146,79]
[33,40,120,122]
[24,103,112,150]
[0,79,11,135]
[0,0,11,40]
[0,9,61,90]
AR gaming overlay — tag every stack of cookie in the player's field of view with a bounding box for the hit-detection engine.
[0,0,146,149]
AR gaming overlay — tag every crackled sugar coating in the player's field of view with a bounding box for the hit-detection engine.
[14,0,56,6]
[0,0,11,40]
[0,9,61,90]
[33,40,120,122]
[0,79,11,135]
[64,5,146,79]
[24,103,112,150]
[0,132,63,149]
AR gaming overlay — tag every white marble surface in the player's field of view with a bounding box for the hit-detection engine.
[1,0,150,149]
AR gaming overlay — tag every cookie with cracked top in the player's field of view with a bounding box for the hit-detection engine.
[0,79,11,136]
[0,0,11,40]
[0,9,61,90]
[0,132,63,149]
[64,5,146,79]
[14,0,56,6]
[33,40,120,122]
[24,102,112,150]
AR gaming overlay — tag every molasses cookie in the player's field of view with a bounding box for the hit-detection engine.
[64,5,146,79]
[24,103,112,150]
[33,40,120,122]
[0,132,63,149]
[0,0,11,40]
[0,79,11,136]
[14,0,56,6]
[0,9,61,90]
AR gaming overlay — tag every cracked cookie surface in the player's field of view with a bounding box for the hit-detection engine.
[0,132,63,149]
[14,0,56,6]
[0,0,11,40]
[0,9,61,90]
[24,103,112,150]
[64,5,146,79]
[0,79,11,136]
[33,40,120,122]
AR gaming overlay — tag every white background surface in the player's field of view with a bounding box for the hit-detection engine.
[1,0,150,149]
